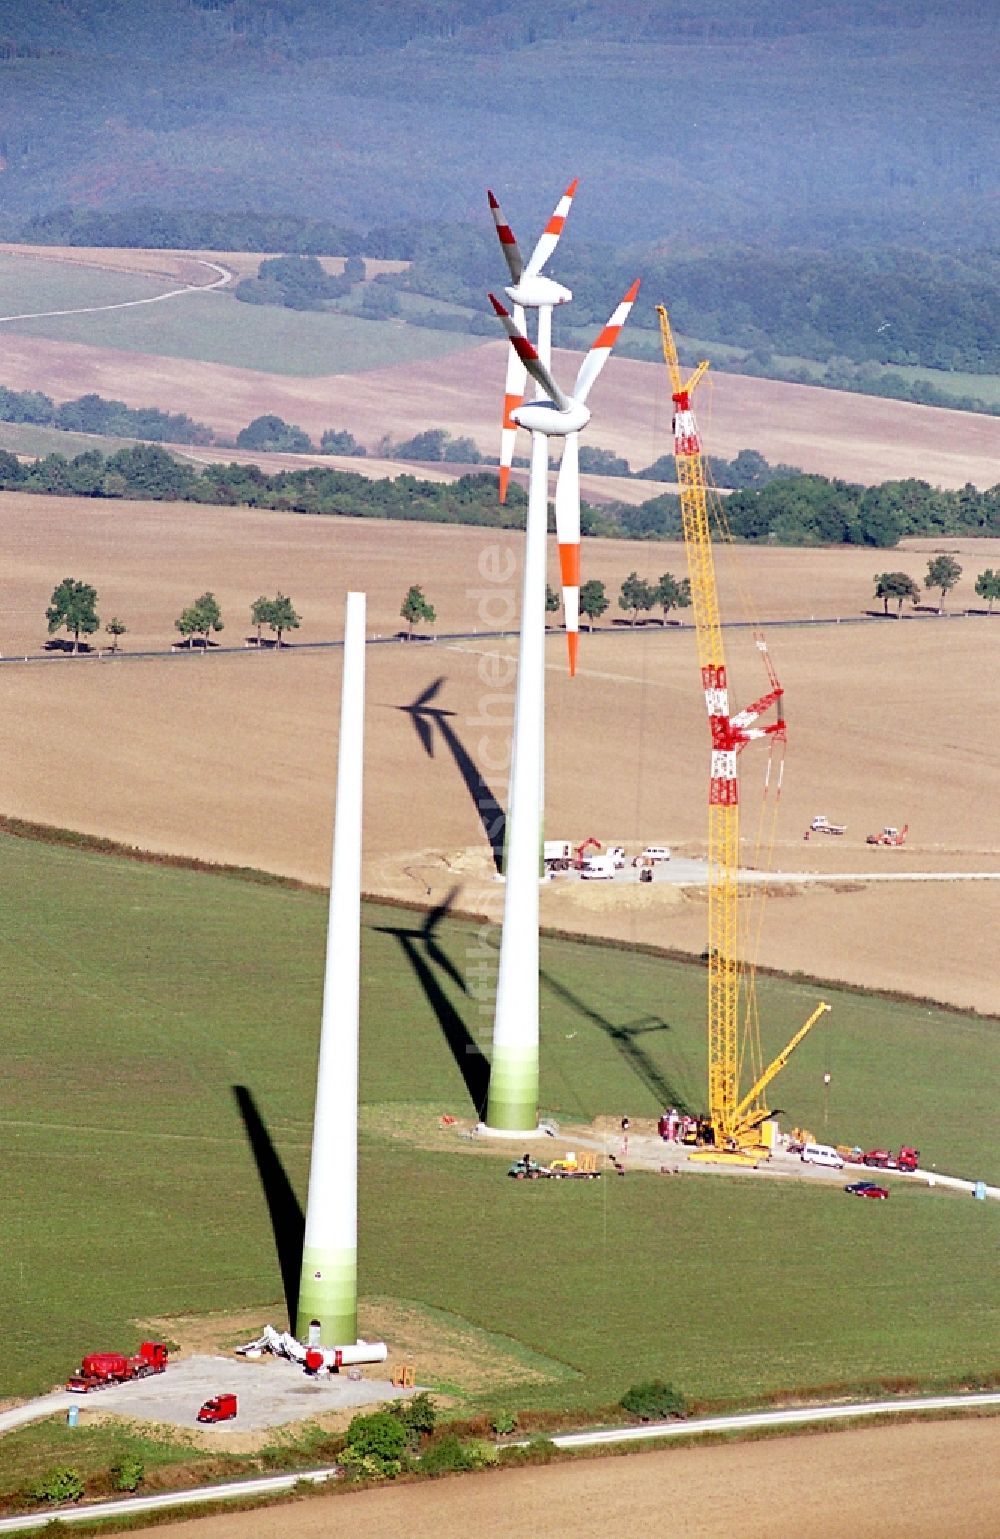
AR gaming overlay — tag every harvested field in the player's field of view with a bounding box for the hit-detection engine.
[131,1419,1000,1539]
[0,496,996,1012]
[0,280,997,484]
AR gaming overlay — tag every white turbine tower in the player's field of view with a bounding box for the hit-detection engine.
[484,280,639,1134]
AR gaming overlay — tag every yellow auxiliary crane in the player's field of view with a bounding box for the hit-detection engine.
[656,305,829,1159]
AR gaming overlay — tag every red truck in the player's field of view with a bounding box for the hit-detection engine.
[197,1393,238,1424]
[67,1340,168,1392]
[863,1146,919,1172]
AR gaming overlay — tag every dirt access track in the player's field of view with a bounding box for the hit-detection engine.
[138,1419,1000,1539]
[1,497,997,1014]
[0,243,997,488]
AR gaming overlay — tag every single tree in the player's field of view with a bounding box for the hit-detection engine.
[236,415,313,453]
[250,594,269,643]
[579,578,609,630]
[400,583,436,637]
[319,427,365,457]
[175,591,224,648]
[655,571,691,624]
[924,554,963,612]
[619,570,655,626]
[545,584,560,623]
[266,592,301,646]
[974,568,1000,613]
[873,570,919,616]
[46,576,99,653]
[105,616,127,652]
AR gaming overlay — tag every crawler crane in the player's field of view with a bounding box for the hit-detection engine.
[656,306,829,1158]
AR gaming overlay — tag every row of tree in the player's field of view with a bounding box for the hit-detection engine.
[43,580,301,653]
[2,443,999,550]
[0,375,804,490]
[874,558,1000,614]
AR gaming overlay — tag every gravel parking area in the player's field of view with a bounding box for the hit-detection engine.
[85,1354,412,1432]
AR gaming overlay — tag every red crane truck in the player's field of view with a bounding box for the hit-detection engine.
[66,1341,168,1392]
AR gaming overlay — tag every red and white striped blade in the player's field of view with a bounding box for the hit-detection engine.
[524,178,578,280]
[487,189,524,283]
[555,432,581,676]
[499,303,526,504]
[573,279,641,404]
[488,294,570,412]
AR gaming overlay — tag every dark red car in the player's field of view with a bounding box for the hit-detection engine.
[844,1181,890,1200]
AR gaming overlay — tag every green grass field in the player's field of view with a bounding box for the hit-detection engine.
[2,287,478,377]
[4,833,997,1409]
[0,255,166,316]
[0,421,146,458]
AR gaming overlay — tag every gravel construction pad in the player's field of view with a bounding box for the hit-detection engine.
[86,1354,412,1431]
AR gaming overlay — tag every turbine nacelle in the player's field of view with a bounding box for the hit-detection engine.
[511,398,591,436]
[505,274,572,310]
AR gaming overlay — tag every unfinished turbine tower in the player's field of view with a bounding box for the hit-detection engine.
[296,591,366,1347]
[484,279,639,1133]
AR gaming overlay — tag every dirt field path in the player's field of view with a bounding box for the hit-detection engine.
[138,1420,1000,1539]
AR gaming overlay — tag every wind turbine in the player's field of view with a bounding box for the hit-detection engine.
[483,279,639,1135]
[488,179,577,505]
[489,280,640,677]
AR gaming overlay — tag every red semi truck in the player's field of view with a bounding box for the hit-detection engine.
[67,1340,168,1392]
[863,1146,919,1172]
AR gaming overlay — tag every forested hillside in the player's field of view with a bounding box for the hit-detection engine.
[0,0,994,249]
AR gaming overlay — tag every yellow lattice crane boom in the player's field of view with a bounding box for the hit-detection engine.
[656,305,829,1153]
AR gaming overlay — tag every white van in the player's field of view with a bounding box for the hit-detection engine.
[800,1142,844,1169]
[639,845,671,863]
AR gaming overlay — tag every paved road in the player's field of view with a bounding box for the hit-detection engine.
[1,1392,997,1534]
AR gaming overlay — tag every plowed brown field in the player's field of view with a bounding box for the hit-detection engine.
[135,1419,1000,1539]
[2,496,996,1012]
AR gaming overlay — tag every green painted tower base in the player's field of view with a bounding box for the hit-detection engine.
[486,1044,539,1133]
[296,1244,357,1347]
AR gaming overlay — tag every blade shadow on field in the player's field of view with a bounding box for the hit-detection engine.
[398,676,507,874]
[232,1084,304,1329]
[374,887,491,1119]
[540,969,693,1112]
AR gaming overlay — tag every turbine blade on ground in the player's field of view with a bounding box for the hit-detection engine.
[524,178,579,279]
[488,293,570,412]
[488,189,524,283]
[499,302,526,504]
[573,279,641,404]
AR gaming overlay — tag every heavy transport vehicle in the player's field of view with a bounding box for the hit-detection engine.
[543,840,574,871]
[507,1153,601,1180]
[809,815,845,835]
[197,1393,238,1423]
[67,1341,168,1392]
[864,1145,919,1171]
[867,824,908,846]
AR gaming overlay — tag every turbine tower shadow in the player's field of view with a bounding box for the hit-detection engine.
[232,1085,305,1329]
[374,888,490,1118]
[540,970,694,1112]
[398,677,506,874]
